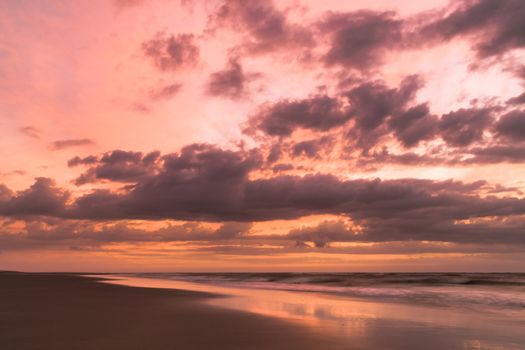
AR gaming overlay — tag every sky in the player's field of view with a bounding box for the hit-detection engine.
[1,0,525,272]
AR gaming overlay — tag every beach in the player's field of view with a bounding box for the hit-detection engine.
[2,271,525,350]
[0,272,343,350]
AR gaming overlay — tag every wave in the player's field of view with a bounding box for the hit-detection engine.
[123,272,525,310]
[128,272,525,286]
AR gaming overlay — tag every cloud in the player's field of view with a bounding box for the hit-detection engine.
[288,220,357,248]
[0,219,253,252]
[0,178,69,217]
[469,145,525,164]
[67,144,262,220]
[69,150,161,185]
[438,107,493,147]
[286,215,525,247]
[5,154,523,225]
[0,170,26,177]
[349,75,422,131]
[271,163,294,173]
[244,73,525,164]
[245,73,525,165]
[291,137,333,158]
[358,143,525,167]
[19,126,41,139]
[7,216,504,255]
[0,185,14,202]
[50,139,94,150]
[209,0,313,54]
[150,82,183,100]
[388,104,438,148]
[319,10,403,69]
[2,153,525,250]
[68,155,98,167]
[421,0,525,58]
[266,144,282,164]
[495,110,525,141]
[507,93,525,106]
[206,57,259,99]
[346,75,425,151]
[4,0,525,263]
[247,95,351,137]
[142,32,199,71]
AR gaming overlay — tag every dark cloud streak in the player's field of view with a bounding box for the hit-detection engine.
[50,139,94,150]
[142,32,199,71]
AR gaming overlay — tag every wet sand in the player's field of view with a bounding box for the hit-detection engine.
[0,272,345,350]
[97,274,525,350]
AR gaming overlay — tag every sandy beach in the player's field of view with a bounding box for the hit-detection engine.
[2,272,525,349]
[0,272,345,350]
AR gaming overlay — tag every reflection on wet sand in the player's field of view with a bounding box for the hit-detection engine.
[95,275,525,350]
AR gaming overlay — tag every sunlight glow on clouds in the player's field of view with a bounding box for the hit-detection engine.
[1,0,525,271]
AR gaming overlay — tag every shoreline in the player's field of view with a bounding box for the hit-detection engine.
[0,271,344,350]
[3,271,524,350]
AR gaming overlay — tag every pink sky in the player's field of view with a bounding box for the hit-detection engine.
[1,0,525,272]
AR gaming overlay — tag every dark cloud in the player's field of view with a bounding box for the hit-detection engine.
[65,169,525,225]
[247,95,351,137]
[495,110,525,141]
[150,82,182,100]
[507,93,525,106]
[246,74,523,164]
[271,163,294,173]
[291,137,332,158]
[19,126,40,139]
[0,178,69,217]
[249,75,502,153]
[245,75,426,150]
[438,107,493,147]
[287,215,525,247]
[288,220,356,248]
[209,0,313,54]
[215,222,252,239]
[1,167,524,251]
[388,104,438,147]
[359,143,525,167]
[2,144,525,248]
[0,170,27,177]
[69,150,161,185]
[2,221,523,254]
[356,149,444,168]
[320,11,403,69]
[68,155,98,167]
[517,66,525,80]
[50,139,94,150]
[206,57,259,99]
[70,144,262,220]
[422,0,525,58]
[0,220,253,251]
[469,145,525,164]
[346,75,424,150]
[0,185,14,202]
[132,102,151,113]
[266,144,282,164]
[142,32,199,71]
[349,75,422,131]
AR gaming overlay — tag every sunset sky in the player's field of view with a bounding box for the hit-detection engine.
[1,0,525,272]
